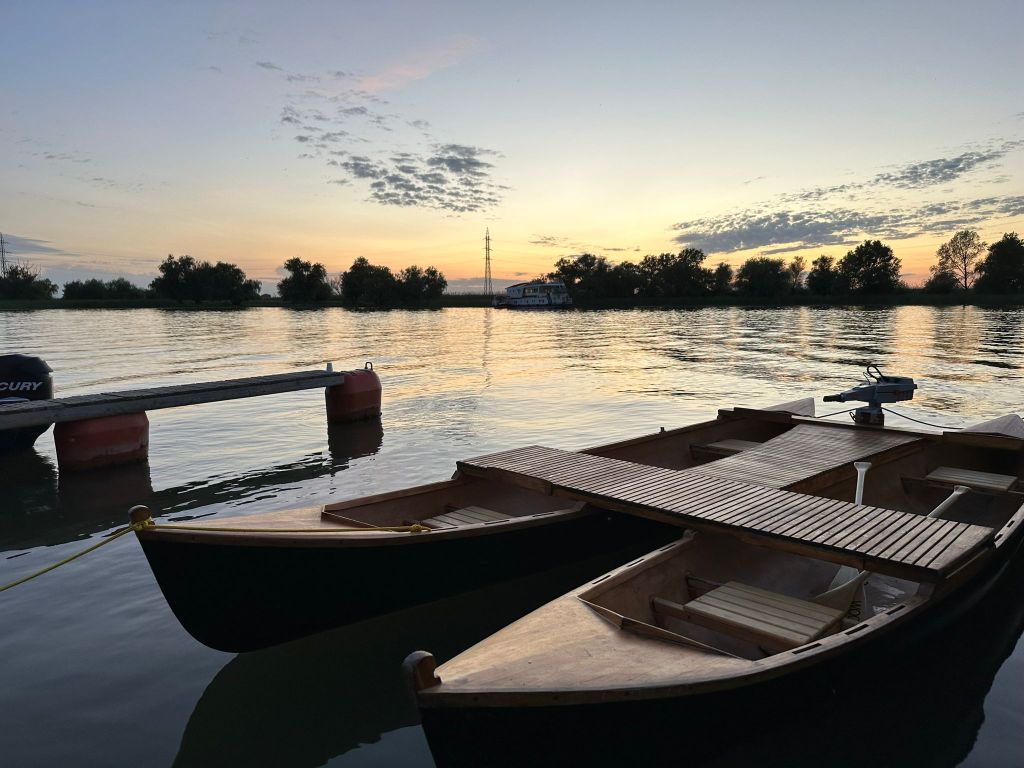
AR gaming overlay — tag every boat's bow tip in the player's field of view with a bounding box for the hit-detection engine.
[128,504,153,530]
[403,650,440,694]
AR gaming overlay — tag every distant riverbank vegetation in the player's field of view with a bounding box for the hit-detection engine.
[2,230,1023,309]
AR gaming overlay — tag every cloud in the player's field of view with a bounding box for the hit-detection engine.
[671,138,1024,254]
[333,145,504,212]
[256,61,283,71]
[673,195,1024,254]
[356,34,483,93]
[1,233,71,257]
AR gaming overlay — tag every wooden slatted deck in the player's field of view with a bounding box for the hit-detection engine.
[0,370,346,430]
[458,445,994,582]
[689,423,922,489]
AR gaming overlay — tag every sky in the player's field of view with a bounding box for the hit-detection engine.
[2,1,1023,292]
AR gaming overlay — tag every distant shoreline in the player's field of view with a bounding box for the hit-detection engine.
[2,293,1024,311]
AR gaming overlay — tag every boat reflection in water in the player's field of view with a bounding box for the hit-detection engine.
[171,550,649,767]
[173,553,1024,767]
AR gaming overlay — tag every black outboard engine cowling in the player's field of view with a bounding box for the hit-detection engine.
[0,354,53,452]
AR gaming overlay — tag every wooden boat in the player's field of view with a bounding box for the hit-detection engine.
[130,398,827,651]
[406,403,1024,766]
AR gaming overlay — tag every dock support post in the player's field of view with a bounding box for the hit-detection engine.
[325,363,382,423]
[53,412,150,471]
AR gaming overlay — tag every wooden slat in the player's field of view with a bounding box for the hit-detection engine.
[0,370,346,429]
[458,444,995,582]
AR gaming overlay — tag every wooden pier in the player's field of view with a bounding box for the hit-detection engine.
[0,366,381,470]
[458,445,994,582]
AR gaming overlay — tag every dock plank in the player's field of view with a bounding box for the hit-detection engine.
[0,370,346,429]
[460,445,995,582]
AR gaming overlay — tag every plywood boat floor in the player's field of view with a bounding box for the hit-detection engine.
[459,445,995,582]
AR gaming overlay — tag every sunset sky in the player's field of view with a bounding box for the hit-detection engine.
[3,1,1023,292]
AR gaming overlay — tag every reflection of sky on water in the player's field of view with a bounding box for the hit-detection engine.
[1,305,1023,766]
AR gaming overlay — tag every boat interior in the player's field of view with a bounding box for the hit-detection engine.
[321,476,586,531]
[447,411,1024,667]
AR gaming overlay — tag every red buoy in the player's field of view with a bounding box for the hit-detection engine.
[53,412,150,471]
[325,362,382,423]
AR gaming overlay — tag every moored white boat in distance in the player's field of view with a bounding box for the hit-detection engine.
[493,280,572,309]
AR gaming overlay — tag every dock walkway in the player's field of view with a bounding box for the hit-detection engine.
[0,370,345,430]
[458,445,993,582]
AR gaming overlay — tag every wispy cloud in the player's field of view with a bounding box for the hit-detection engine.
[529,234,641,254]
[356,34,483,93]
[672,139,1024,254]
[259,50,505,214]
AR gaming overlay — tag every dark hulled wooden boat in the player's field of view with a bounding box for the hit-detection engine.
[130,400,825,652]
[407,412,1024,766]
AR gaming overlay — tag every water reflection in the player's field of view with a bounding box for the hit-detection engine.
[172,551,647,768]
[0,419,383,552]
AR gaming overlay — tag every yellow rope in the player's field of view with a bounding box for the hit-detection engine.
[0,516,428,594]
[0,519,150,594]
[145,522,430,534]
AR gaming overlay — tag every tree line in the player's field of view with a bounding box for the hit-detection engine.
[547,231,1024,302]
[0,252,447,307]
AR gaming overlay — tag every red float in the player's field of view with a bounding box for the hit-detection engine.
[53,412,150,471]
[325,363,382,423]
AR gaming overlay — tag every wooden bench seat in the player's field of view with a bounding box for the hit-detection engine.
[421,505,511,529]
[658,582,845,653]
[925,466,1017,493]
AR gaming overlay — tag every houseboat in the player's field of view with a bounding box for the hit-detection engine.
[493,280,572,309]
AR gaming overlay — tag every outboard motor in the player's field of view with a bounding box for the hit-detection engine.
[0,354,53,452]
[823,364,916,427]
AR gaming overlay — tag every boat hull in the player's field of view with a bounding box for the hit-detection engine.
[137,510,673,652]
[416,530,1024,767]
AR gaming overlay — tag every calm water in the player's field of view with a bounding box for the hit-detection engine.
[1,306,1023,767]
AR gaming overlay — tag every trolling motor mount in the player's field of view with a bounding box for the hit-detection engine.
[823,365,917,427]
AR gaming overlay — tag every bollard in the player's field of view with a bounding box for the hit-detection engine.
[53,412,150,471]
[325,362,382,423]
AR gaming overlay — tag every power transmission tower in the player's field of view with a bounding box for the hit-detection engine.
[484,228,493,297]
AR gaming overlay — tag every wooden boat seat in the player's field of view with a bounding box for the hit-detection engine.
[925,466,1017,493]
[421,506,511,529]
[690,438,762,461]
[662,582,845,654]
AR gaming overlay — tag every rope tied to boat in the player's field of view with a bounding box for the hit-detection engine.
[0,509,429,594]
[0,515,154,594]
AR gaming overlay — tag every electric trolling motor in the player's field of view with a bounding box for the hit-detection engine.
[823,364,917,427]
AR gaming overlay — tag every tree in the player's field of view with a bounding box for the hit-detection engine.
[923,266,959,294]
[636,249,712,297]
[806,255,841,295]
[712,262,733,294]
[0,262,58,300]
[397,265,447,305]
[733,257,790,298]
[547,253,641,300]
[838,240,902,294]
[151,254,260,304]
[935,229,985,291]
[63,277,147,300]
[974,233,1024,294]
[338,257,399,306]
[277,257,333,303]
[787,256,806,293]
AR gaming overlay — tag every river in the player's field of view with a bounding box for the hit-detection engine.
[1,305,1022,766]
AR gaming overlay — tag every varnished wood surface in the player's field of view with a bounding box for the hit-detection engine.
[0,370,345,429]
[459,444,994,581]
[690,423,921,489]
